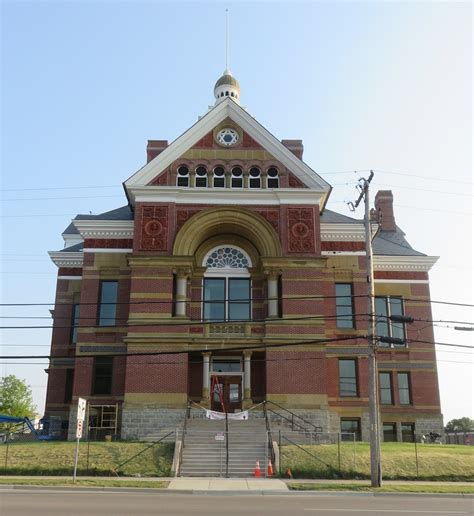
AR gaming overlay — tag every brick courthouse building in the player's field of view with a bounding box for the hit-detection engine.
[45,71,443,441]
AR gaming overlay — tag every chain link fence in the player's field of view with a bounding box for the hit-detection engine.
[277,431,474,481]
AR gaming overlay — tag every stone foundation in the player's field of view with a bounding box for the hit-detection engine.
[121,405,187,440]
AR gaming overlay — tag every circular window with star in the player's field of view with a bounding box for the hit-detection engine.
[216,128,240,147]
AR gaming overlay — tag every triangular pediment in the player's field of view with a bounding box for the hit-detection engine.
[124,99,331,199]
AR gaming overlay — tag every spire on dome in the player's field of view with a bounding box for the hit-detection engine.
[213,8,240,105]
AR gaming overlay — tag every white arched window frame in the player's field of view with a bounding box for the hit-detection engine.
[195,166,208,188]
[202,246,252,322]
[213,166,226,188]
[176,165,189,187]
[249,167,261,189]
[231,167,243,188]
[267,167,279,188]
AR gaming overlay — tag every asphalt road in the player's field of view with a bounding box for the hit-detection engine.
[0,490,473,515]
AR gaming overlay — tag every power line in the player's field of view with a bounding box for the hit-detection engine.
[1,294,473,308]
[0,335,362,360]
[0,312,371,330]
[0,294,370,307]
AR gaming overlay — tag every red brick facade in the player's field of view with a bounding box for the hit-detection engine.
[45,108,442,441]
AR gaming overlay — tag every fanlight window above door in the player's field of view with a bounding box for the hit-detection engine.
[204,247,251,269]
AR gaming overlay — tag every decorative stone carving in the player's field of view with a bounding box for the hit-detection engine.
[287,208,315,253]
[253,208,280,233]
[176,208,202,230]
[140,206,168,251]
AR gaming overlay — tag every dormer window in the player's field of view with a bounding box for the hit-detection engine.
[249,167,261,189]
[177,166,189,187]
[195,166,208,188]
[231,167,243,188]
[267,167,279,188]
[213,166,225,188]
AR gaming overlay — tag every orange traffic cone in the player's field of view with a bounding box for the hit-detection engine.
[254,460,261,478]
[267,460,273,476]
[286,468,293,479]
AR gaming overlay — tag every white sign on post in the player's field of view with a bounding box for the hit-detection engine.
[77,397,87,422]
[76,420,83,439]
[73,398,87,483]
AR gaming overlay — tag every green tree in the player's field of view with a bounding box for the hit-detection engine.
[445,417,474,433]
[0,375,37,419]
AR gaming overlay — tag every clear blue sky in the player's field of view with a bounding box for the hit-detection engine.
[1,1,472,423]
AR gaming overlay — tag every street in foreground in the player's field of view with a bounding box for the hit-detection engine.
[1,490,472,516]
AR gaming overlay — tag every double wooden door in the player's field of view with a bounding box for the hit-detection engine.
[210,375,242,413]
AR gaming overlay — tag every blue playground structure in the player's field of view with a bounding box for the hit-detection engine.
[0,414,61,441]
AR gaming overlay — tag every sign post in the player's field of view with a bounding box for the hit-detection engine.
[73,398,86,483]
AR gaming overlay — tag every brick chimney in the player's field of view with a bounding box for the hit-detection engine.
[281,139,303,160]
[146,140,168,163]
[374,190,397,232]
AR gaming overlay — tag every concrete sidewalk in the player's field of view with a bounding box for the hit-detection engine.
[168,477,288,491]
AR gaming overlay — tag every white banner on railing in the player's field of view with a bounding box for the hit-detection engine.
[205,410,249,420]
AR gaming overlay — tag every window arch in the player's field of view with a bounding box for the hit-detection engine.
[177,165,189,187]
[231,167,243,188]
[249,167,261,189]
[202,246,252,322]
[213,166,225,188]
[195,166,208,188]
[267,167,279,188]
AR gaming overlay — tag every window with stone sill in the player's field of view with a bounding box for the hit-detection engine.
[376,296,406,346]
[202,246,252,322]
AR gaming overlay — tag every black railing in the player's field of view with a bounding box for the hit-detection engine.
[265,400,322,433]
[280,434,337,475]
[263,401,275,467]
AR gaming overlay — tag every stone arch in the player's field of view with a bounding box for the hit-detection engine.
[173,207,281,258]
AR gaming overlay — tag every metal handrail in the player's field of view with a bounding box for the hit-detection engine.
[247,401,265,412]
[280,434,336,473]
[189,401,208,413]
[265,400,322,432]
[177,402,191,476]
[263,402,276,467]
[225,411,229,478]
[113,430,174,475]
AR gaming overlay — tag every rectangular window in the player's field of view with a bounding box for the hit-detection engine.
[70,303,80,344]
[335,283,355,329]
[203,278,251,322]
[398,372,412,405]
[375,296,406,346]
[98,281,118,326]
[383,422,397,442]
[379,372,393,404]
[401,423,415,442]
[92,357,113,395]
[228,278,251,321]
[203,278,225,321]
[340,418,361,441]
[339,359,358,397]
[64,369,74,403]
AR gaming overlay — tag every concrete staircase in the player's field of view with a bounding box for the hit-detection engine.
[179,417,269,477]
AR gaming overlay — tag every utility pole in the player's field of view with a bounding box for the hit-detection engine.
[350,170,382,487]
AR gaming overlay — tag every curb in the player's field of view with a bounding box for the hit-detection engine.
[0,485,472,498]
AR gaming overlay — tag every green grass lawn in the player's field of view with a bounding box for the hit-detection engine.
[0,441,174,477]
[0,477,169,488]
[280,442,474,481]
[288,483,474,494]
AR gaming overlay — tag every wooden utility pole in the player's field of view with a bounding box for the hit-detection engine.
[351,171,382,487]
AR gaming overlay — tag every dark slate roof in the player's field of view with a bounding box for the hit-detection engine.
[75,205,133,221]
[62,222,79,235]
[373,227,425,256]
[320,209,361,224]
[62,205,133,234]
[60,242,84,253]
